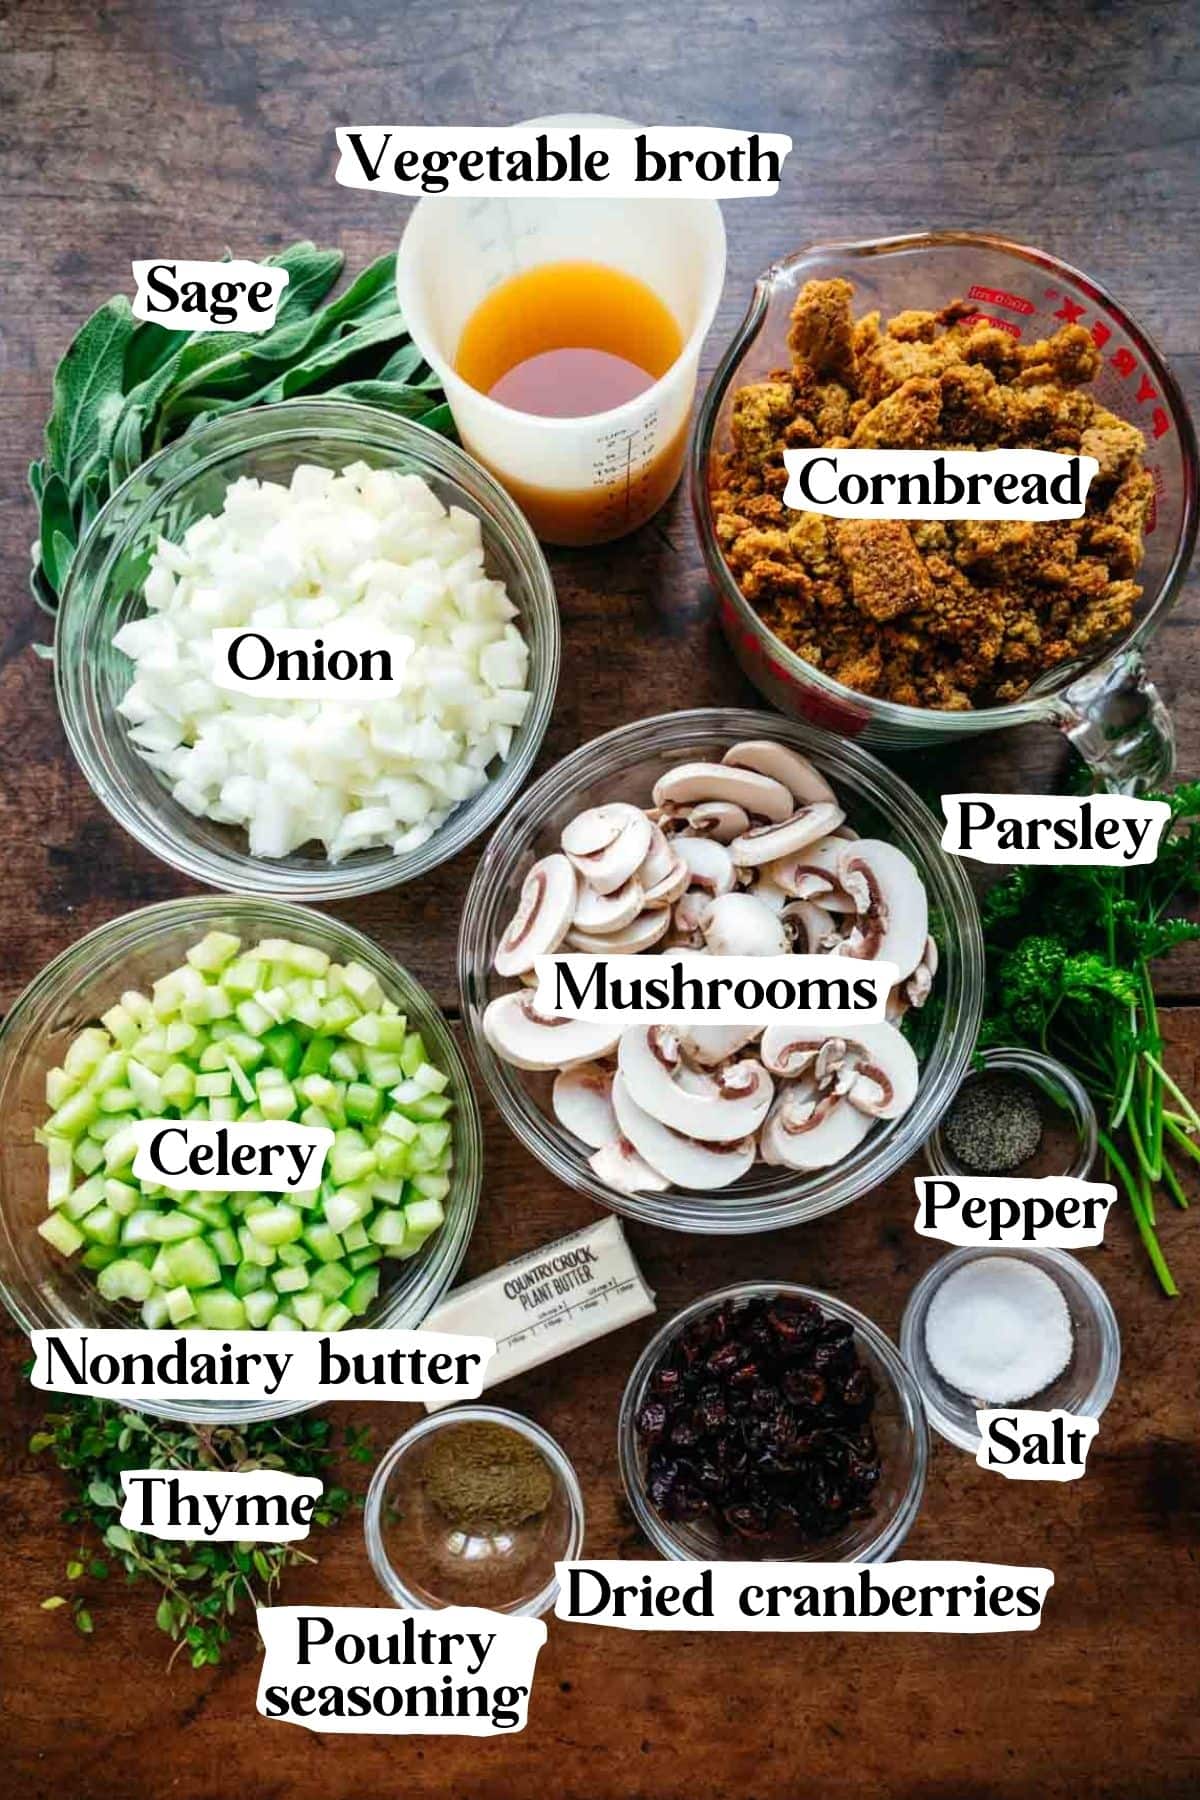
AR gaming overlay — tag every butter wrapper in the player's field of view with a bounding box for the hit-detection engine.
[422,1215,655,1409]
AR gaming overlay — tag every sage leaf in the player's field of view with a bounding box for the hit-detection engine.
[46,297,135,489]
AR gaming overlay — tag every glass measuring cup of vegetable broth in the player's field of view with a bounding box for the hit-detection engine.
[396,115,727,547]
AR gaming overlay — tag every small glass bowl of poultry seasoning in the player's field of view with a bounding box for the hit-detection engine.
[618,1283,928,1563]
[365,1406,584,1617]
[925,1046,1098,1182]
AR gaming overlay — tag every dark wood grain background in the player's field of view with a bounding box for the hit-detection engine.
[2,3,1198,1797]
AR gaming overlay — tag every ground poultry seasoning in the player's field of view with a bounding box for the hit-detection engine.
[710,278,1155,710]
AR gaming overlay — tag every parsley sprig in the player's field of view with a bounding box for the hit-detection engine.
[982,780,1200,1292]
[31,1397,363,1667]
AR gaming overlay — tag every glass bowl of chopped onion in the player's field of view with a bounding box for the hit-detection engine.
[54,401,560,898]
[0,896,482,1423]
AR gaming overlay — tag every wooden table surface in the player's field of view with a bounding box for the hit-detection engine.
[3,3,1198,1797]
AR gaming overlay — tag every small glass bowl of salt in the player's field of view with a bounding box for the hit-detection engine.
[900,1248,1120,1453]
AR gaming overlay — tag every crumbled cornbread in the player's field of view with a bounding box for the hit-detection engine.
[710,280,1154,709]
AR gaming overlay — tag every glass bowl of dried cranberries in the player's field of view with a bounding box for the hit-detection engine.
[618,1282,928,1562]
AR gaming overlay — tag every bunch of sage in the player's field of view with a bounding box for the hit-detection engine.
[28,242,451,612]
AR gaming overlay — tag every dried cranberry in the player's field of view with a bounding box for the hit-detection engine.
[724,1502,773,1538]
[695,1385,728,1433]
[782,1369,826,1407]
[636,1400,668,1441]
[705,1339,744,1378]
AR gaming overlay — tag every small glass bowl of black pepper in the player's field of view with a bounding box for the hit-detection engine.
[925,1046,1098,1181]
[365,1406,585,1618]
[618,1284,928,1564]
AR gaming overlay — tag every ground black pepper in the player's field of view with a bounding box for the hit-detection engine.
[943,1075,1044,1173]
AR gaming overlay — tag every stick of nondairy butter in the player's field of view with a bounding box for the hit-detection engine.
[421,1215,656,1410]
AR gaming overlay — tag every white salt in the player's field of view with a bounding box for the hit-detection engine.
[924,1256,1074,1404]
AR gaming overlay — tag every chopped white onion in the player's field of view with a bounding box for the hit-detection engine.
[114,462,532,862]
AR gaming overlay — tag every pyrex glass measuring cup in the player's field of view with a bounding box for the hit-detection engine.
[693,232,1198,791]
[397,115,727,547]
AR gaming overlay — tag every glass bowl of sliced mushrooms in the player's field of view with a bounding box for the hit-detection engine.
[459,707,983,1234]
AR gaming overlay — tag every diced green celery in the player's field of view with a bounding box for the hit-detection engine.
[121,989,153,1024]
[209,1096,238,1123]
[262,1024,303,1077]
[141,1290,170,1329]
[100,1004,139,1048]
[300,1104,332,1132]
[324,1184,372,1235]
[370,1177,404,1206]
[371,1015,409,1051]
[195,1070,233,1099]
[179,1193,232,1229]
[73,1136,105,1177]
[97,1257,154,1302]
[341,1221,370,1253]
[348,1244,383,1270]
[45,1088,100,1140]
[246,1204,303,1247]
[237,1225,276,1268]
[299,1037,334,1078]
[98,1085,138,1115]
[310,1261,352,1300]
[271,1265,310,1294]
[210,1227,241,1267]
[193,1289,247,1330]
[64,1027,111,1081]
[399,1032,427,1077]
[81,1204,121,1247]
[222,955,264,997]
[62,1175,106,1221]
[160,1063,196,1110]
[408,1094,453,1123]
[302,1222,344,1263]
[368,1210,408,1248]
[267,1312,303,1331]
[320,995,360,1034]
[243,1289,279,1328]
[39,1212,84,1257]
[123,1245,157,1268]
[404,1196,445,1240]
[235,997,273,1037]
[362,1050,404,1089]
[409,1120,452,1170]
[45,1066,77,1109]
[166,1284,197,1324]
[127,1060,165,1114]
[186,930,242,974]
[346,1268,380,1315]
[373,1137,409,1179]
[291,1291,325,1329]
[165,1020,200,1056]
[345,1081,382,1125]
[221,1043,254,1103]
[319,1300,353,1333]
[408,1172,451,1203]
[343,961,383,1010]
[298,1073,339,1110]
[81,1245,119,1270]
[232,1260,269,1295]
[100,1124,137,1173]
[103,1177,140,1216]
[258,1080,296,1121]
[46,1138,74,1207]
[121,1209,165,1246]
[148,1210,203,1244]
[329,1046,361,1082]
[161,1237,221,1289]
[286,989,325,1031]
[345,1013,381,1047]
[330,1132,375,1186]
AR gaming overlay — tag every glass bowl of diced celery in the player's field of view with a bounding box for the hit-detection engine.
[0,896,481,1423]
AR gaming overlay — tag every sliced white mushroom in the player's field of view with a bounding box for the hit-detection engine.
[753,877,790,915]
[885,985,910,1026]
[676,1021,762,1066]
[674,835,736,896]
[642,857,689,909]
[839,1022,920,1120]
[780,899,837,953]
[493,853,578,978]
[835,840,929,979]
[483,991,622,1071]
[612,1075,757,1189]
[688,800,751,843]
[759,1024,827,1079]
[589,1136,671,1194]
[730,802,846,869]
[764,837,857,911]
[702,890,789,957]
[562,803,653,895]
[759,1087,874,1170]
[723,740,838,807]
[673,890,715,937]
[652,762,793,823]
[573,876,645,936]
[904,935,939,1008]
[553,1061,619,1146]
[637,820,679,890]
[814,1037,848,1086]
[566,907,672,955]
[617,1026,773,1143]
